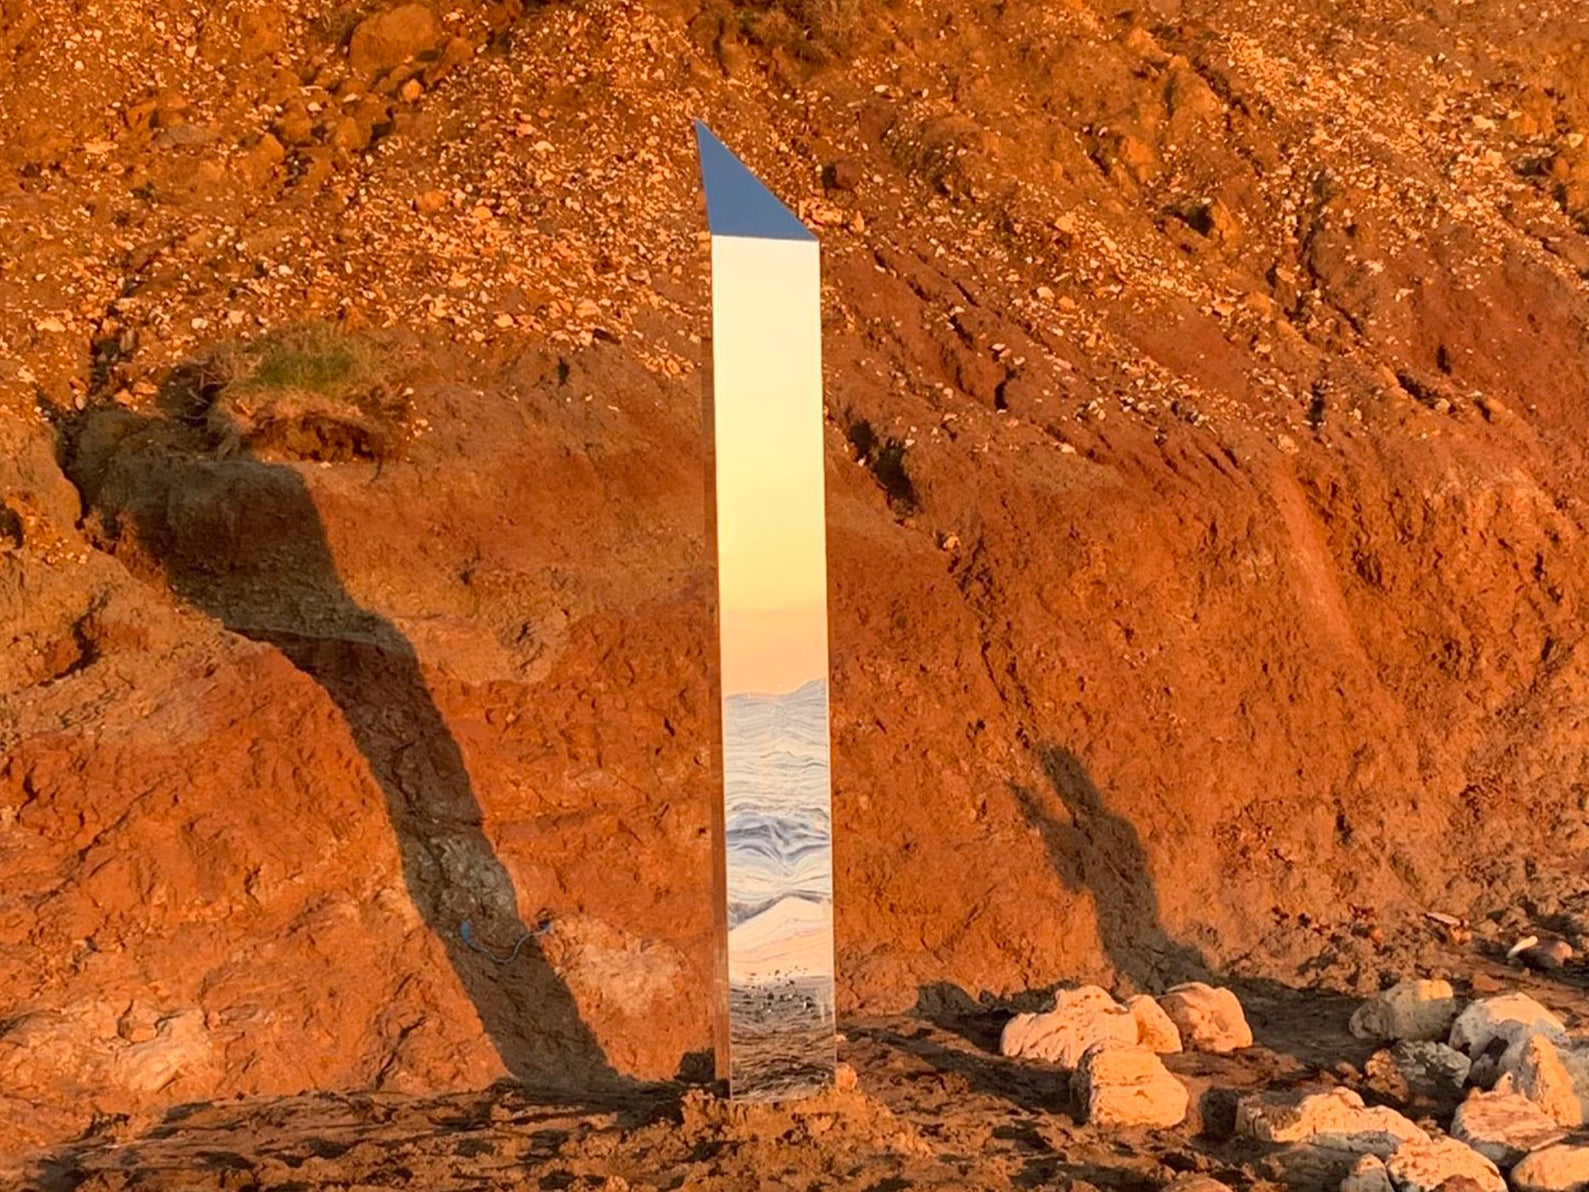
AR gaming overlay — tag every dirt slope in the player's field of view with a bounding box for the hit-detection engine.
[4,0,1589,1161]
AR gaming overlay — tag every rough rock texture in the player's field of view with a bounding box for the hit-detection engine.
[1449,1088,1567,1168]
[1350,981,1460,1043]
[1510,1143,1589,1192]
[1364,1041,1472,1108]
[347,4,441,79]
[1341,1154,1396,1192]
[1071,1042,1189,1128]
[1236,1086,1428,1155]
[1127,993,1183,1054]
[5,0,1589,1162]
[1000,985,1139,1067]
[1449,996,1568,1069]
[1163,1178,1234,1192]
[1159,984,1254,1054]
[1383,1138,1506,1192]
[1515,1035,1584,1128]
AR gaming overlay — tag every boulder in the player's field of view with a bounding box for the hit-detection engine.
[1448,994,1567,1063]
[348,4,440,78]
[1340,1154,1395,1192]
[1350,980,1459,1043]
[1510,1142,1589,1192]
[1127,994,1183,1054]
[1383,1137,1505,1192]
[1158,983,1253,1054]
[1236,1086,1428,1155]
[1001,986,1139,1067]
[1515,1035,1583,1127]
[1449,1087,1566,1167]
[1072,1043,1189,1128]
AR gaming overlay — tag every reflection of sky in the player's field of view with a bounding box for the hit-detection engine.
[711,233,828,697]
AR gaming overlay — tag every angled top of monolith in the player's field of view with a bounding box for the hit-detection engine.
[694,120,815,243]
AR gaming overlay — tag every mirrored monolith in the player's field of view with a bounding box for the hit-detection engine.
[694,121,835,1102]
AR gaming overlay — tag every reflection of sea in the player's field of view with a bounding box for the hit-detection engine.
[729,975,836,1101]
[723,678,834,1097]
[723,678,832,928]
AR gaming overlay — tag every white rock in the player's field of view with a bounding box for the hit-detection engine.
[1071,1043,1189,1128]
[1383,1137,1504,1192]
[1340,1154,1395,1192]
[1510,1142,1589,1192]
[1158,982,1253,1054]
[1515,1034,1584,1127]
[1349,980,1459,1043]
[1449,994,1567,1069]
[1000,985,1138,1067]
[1236,1086,1428,1155]
[1449,1086,1567,1167]
[1126,993,1183,1054]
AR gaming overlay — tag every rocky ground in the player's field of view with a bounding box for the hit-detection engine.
[6,0,1589,1183]
[13,949,1589,1190]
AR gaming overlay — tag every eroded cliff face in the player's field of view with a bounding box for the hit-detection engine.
[4,0,1589,1155]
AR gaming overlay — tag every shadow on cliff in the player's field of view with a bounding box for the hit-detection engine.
[1012,743,1210,991]
[64,370,627,1094]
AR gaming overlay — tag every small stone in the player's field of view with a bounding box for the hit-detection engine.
[1515,1035,1582,1127]
[1158,983,1253,1054]
[574,298,602,322]
[1510,1142,1589,1192]
[1127,994,1183,1054]
[349,4,440,78]
[415,189,448,216]
[834,1062,858,1092]
[1340,1154,1395,1192]
[1000,985,1139,1068]
[1350,980,1460,1043]
[35,317,67,333]
[821,159,864,191]
[1236,1086,1428,1155]
[399,78,424,103]
[1163,1177,1232,1192]
[1072,1043,1188,1128]
[1518,939,1574,972]
[1450,1087,1567,1167]
[1383,1138,1504,1192]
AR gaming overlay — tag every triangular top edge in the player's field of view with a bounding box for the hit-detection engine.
[693,120,816,243]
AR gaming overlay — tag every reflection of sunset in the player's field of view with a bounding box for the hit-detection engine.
[711,234,829,697]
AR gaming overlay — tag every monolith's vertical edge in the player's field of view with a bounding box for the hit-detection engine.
[695,122,836,1102]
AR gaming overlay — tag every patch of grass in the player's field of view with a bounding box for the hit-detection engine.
[226,325,372,398]
[207,324,409,464]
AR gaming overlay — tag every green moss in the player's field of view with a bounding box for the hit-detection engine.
[228,325,371,398]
